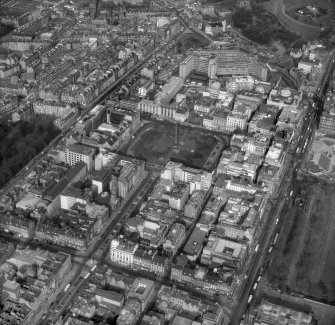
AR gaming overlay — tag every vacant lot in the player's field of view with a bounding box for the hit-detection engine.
[267,176,335,302]
[122,122,228,169]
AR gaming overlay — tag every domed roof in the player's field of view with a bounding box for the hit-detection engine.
[111,239,119,248]
[281,88,291,97]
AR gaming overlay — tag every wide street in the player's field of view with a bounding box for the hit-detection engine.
[230,52,333,323]
[0,19,188,325]
[315,51,335,99]
[41,172,158,323]
[0,25,185,200]
[229,94,319,325]
[1,6,334,325]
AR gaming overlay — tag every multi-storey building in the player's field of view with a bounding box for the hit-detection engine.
[155,76,184,104]
[319,91,335,135]
[171,258,231,294]
[201,233,247,268]
[194,95,217,114]
[115,158,145,198]
[111,238,168,276]
[133,247,168,276]
[110,239,138,267]
[54,110,78,131]
[225,161,258,182]
[138,79,154,97]
[264,140,285,167]
[179,55,195,78]
[267,87,302,110]
[127,278,156,311]
[216,223,247,241]
[161,161,213,193]
[319,114,335,135]
[184,190,207,222]
[64,144,95,171]
[248,105,277,135]
[95,151,118,170]
[225,179,259,194]
[250,299,313,325]
[168,183,190,211]
[173,107,189,122]
[92,168,114,194]
[211,110,228,131]
[183,49,268,80]
[117,298,142,325]
[183,227,207,261]
[137,99,175,118]
[60,186,92,210]
[163,223,186,254]
[226,75,255,93]
[0,211,35,239]
[237,0,250,8]
[74,104,106,136]
[226,112,248,132]
[245,135,270,156]
[2,250,72,325]
[118,164,135,198]
[35,204,108,250]
[297,60,314,74]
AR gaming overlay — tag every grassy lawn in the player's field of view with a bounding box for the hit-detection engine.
[179,33,210,51]
[123,122,226,169]
[267,176,335,302]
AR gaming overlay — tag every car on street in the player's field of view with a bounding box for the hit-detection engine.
[253,283,258,291]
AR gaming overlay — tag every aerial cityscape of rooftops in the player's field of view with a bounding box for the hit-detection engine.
[1,0,335,324]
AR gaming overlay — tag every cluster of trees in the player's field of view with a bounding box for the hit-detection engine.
[232,6,300,47]
[0,117,60,188]
[178,34,210,52]
[319,27,335,49]
[232,7,254,29]
[0,23,14,38]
